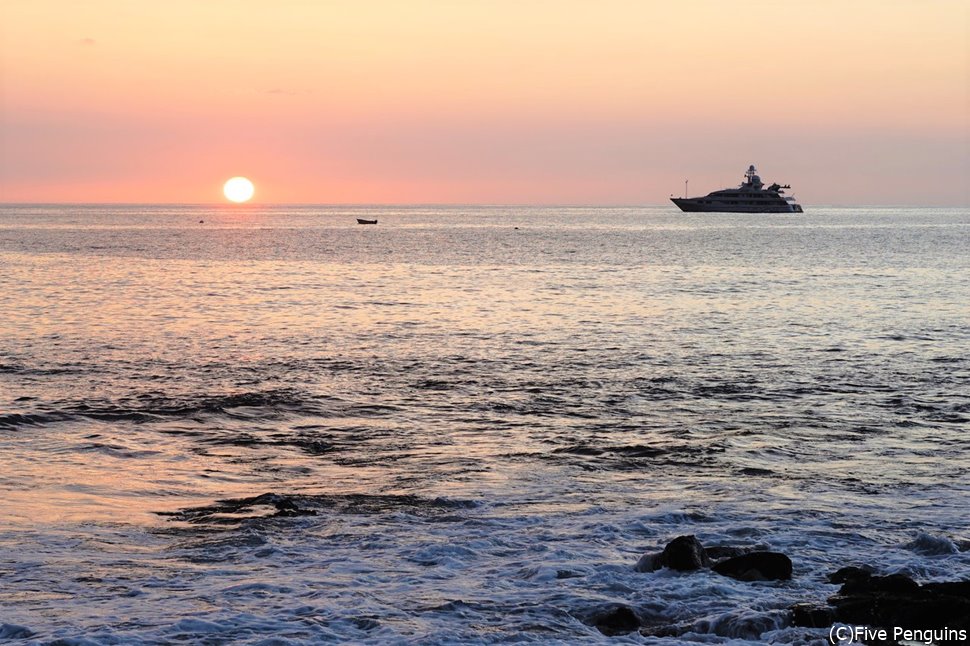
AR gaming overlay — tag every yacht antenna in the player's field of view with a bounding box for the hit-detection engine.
[684,179,688,198]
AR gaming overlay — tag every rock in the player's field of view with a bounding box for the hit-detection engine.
[830,574,970,632]
[577,603,641,636]
[705,545,752,561]
[793,568,970,642]
[923,581,970,598]
[711,551,792,581]
[827,565,873,584]
[790,603,835,628]
[658,535,711,571]
[639,623,689,639]
[636,538,792,580]
[840,573,918,595]
[635,535,711,572]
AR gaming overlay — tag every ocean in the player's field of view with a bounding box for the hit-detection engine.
[0,204,968,643]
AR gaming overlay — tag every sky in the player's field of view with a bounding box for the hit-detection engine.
[1,0,968,205]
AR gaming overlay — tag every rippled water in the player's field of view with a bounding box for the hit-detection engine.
[1,204,968,643]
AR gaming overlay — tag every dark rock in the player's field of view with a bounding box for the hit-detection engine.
[636,538,796,584]
[639,623,689,639]
[712,551,792,581]
[840,573,918,595]
[923,581,970,597]
[793,567,970,641]
[832,591,970,636]
[659,535,711,571]
[705,545,752,562]
[577,603,642,636]
[827,565,873,584]
[790,603,835,628]
[635,535,711,572]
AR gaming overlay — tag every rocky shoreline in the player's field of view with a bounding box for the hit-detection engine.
[576,535,970,644]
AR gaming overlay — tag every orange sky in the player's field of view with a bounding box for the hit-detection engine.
[1,0,968,204]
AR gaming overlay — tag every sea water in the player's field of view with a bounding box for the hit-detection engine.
[0,204,968,643]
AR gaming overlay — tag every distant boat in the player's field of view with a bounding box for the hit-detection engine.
[671,165,803,213]
[356,218,378,225]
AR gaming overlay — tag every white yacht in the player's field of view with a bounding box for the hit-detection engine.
[671,165,803,213]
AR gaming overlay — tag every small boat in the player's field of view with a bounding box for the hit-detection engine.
[671,165,803,213]
[356,218,378,225]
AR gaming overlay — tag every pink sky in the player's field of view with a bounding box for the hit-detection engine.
[2,0,968,205]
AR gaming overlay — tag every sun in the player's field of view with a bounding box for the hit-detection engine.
[223,176,255,203]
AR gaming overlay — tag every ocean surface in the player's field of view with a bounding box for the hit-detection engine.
[0,204,968,644]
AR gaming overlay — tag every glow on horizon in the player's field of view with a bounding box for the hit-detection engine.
[1,0,967,205]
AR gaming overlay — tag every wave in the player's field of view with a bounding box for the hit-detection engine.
[0,412,70,429]
[159,491,479,525]
[529,442,727,472]
[904,532,960,556]
[0,388,321,430]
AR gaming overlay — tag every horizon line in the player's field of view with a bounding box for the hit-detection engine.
[2,201,968,209]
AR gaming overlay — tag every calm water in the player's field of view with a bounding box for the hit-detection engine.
[0,204,968,644]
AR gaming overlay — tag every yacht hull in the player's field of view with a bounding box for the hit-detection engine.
[671,198,803,213]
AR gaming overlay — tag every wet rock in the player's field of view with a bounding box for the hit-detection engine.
[711,551,792,581]
[840,573,918,595]
[923,581,970,598]
[635,537,795,584]
[790,603,835,628]
[639,622,690,639]
[792,569,970,642]
[705,545,752,561]
[827,565,873,584]
[829,573,970,630]
[576,603,641,636]
[658,535,711,571]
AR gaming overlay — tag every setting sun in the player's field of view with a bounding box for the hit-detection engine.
[223,177,254,203]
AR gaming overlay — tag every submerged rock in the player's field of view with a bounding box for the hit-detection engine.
[711,552,793,581]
